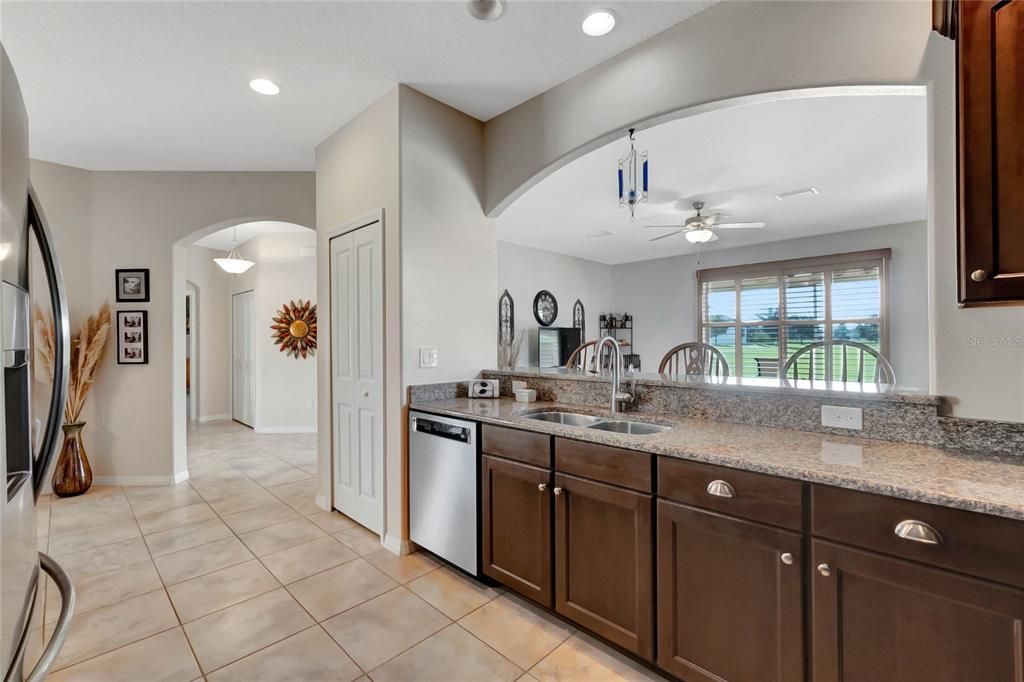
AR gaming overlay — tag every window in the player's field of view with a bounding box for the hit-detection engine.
[698,250,889,380]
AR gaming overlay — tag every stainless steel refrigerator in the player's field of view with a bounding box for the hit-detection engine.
[1,45,75,682]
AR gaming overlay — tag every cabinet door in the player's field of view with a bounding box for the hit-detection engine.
[554,473,653,659]
[481,454,552,606]
[958,0,1024,303]
[657,500,804,682]
[812,539,1024,682]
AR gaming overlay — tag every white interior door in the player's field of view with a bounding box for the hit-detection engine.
[331,222,384,533]
[232,290,255,427]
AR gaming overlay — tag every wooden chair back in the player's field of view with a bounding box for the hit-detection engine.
[781,340,895,388]
[565,340,619,373]
[658,342,730,379]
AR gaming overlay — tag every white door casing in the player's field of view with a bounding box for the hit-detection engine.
[231,290,255,427]
[331,221,384,534]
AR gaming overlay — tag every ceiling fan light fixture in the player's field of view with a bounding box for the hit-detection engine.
[685,228,715,244]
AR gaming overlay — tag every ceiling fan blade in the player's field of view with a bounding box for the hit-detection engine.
[643,224,684,229]
[714,222,766,229]
[648,231,681,242]
[703,213,730,225]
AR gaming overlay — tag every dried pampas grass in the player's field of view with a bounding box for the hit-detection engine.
[34,302,111,423]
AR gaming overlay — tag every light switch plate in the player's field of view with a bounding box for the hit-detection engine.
[419,347,438,368]
[821,405,863,430]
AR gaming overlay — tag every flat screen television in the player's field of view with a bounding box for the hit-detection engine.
[537,327,583,369]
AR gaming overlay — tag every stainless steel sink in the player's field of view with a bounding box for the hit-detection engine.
[587,420,671,435]
[522,411,604,427]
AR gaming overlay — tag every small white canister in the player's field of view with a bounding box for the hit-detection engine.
[514,388,537,403]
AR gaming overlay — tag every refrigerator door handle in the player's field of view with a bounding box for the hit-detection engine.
[26,185,70,500]
[23,553,76,682]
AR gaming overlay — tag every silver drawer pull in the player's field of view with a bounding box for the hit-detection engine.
[538,483,547,492]
[817,563,832,577]
[894,519,942,545]
[706,480,735,498]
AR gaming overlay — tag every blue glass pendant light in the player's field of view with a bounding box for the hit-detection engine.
[617,128,648,220]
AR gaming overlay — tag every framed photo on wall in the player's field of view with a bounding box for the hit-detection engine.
[117,310,148,365]
[115,268,150,303]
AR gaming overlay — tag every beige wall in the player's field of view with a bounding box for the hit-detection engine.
[30,161,315,483]
[185,245,231,421]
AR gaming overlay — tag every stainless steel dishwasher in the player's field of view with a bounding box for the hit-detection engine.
[409,411,480,576]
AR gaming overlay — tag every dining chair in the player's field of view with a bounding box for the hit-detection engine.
[781,340,896,387]
[658,342,730,379]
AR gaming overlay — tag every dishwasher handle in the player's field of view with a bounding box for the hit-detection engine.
[412,416,473,446]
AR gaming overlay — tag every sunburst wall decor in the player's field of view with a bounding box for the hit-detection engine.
[271,300,317,358]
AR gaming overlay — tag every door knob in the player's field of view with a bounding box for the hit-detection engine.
[780,552,794,565]
[553,487,562,496]
[817,563,832,577]
[970,269,988,282]
[538,483,547,492]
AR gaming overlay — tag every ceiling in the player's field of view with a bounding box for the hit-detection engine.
[2,0,714,171]
[193,220,310,251]
[496,93,929,265]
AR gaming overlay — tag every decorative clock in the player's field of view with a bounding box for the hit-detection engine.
[533,290,558,326]
[271,299,317,358]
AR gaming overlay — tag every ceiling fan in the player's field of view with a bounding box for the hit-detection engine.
[645,201,766,244]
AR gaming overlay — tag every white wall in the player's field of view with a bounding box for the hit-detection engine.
[30,160,315,483]
[497,241,612,367]
[227,232,317,432]
[185,245,231,421]
[609,222,929,389]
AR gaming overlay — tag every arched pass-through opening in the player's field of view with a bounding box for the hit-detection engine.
[170,217,316,481]
[486,85,926,219]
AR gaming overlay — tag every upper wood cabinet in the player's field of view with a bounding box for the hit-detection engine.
[952,0,1024,304]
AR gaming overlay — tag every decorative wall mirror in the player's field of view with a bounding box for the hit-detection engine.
[498,289,515,344]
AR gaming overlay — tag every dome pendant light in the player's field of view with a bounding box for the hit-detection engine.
[214,226,255,274]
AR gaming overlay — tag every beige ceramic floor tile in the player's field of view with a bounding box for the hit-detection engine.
[48,627,200,682]
[207,489,281,516]
[407,566,500,619]
[135,502,217,535]
[126,485,205,516]
[460,594,574,670]
[50,589,179,670]
[321,586,450,670]
[220,501,302,535]
[46,560,162,624]
[287,558,397,621]
[56,537,152,579]
[183,588,314,673]
[364,548,440,583]
[48,518,142,557]
[259,536,358,585]
[50,486,125,508]
[530,632,666,681]
[306,510,358,534]
[168,560,281,622]
[207,626,362,682]
[154,535,255,585]
[145,518,233,557]
[49,495,134,535]
[249,467,311,488]
[369,624,522,682]
[334,526,383,556]
[240,518,326,556]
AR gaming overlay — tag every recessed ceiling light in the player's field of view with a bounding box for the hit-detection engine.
[582,10,617,37]
[249,78,280,96]
[775,186,819,201]
[467,0,505,22]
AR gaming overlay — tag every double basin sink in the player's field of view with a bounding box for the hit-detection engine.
[522,411,671,436]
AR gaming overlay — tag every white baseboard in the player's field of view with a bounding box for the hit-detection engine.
[93,474,183,486]
[255,426,317,434]
[314,494,329,511]
[383,534,414,556]
[173,469,190,484]
[198,414,231,423]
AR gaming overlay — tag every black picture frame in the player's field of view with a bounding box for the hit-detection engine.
[116,310,149,365]
[115,268,150,303]
[533,290,558,326]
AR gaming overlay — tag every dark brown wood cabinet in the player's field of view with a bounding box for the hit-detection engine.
[656,500,804,682]
[481,454,553,605]
[553,472,654,659]
[953,0,1024,304]
[812,539,1024,682]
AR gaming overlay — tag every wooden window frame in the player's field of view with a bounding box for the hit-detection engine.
[697,249,891,378]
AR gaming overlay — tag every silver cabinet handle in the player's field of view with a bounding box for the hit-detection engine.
[817,563,832,577]
[894,519,942,545]
[780,552,794,565]
[706,480,735,498]
[25,553,76,682]
[970,269,988,282]
[553,487,562,496]
[538,483,547,492]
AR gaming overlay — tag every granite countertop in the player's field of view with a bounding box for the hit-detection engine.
[410,397,1024,522]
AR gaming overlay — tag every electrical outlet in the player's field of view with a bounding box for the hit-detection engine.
[419,347,438,369]
[821,405,863,430]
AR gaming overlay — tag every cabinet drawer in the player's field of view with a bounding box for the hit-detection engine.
[555,438,652,493]
[658,458,804,531]
[812,485,1024,589]
[482,424,551,468]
